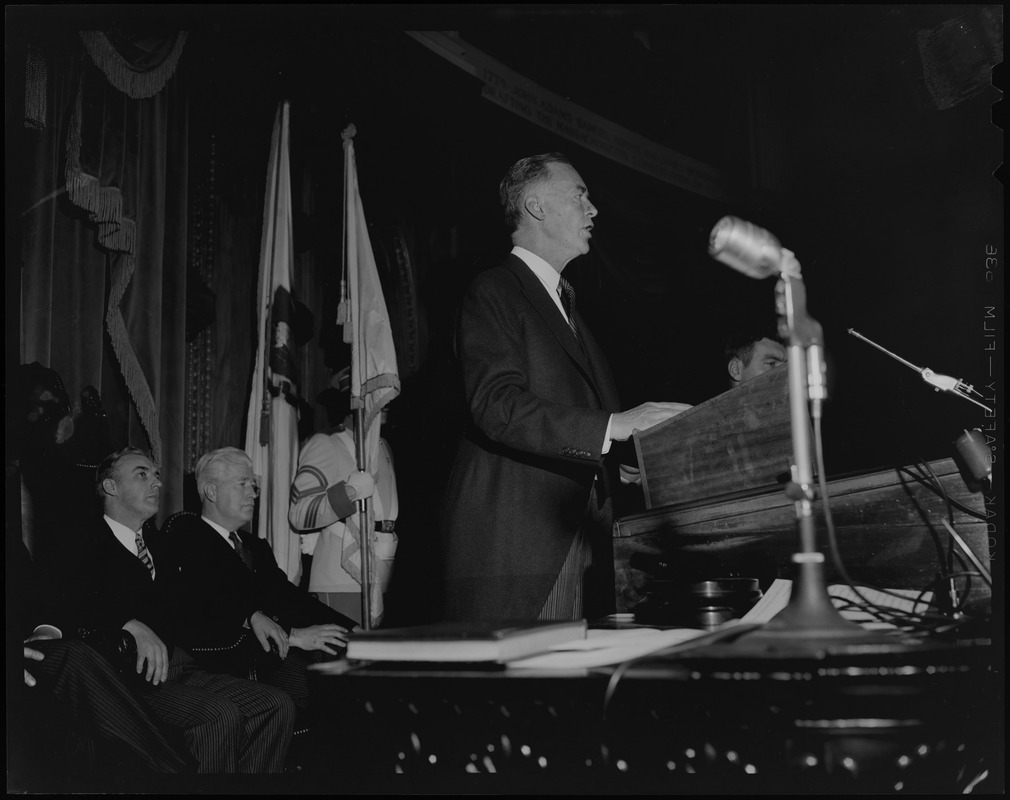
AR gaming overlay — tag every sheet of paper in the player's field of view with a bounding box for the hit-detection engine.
[828,584,933,630]
[739,578,934,630]
[506,627,709,669]
[740,578,793,623]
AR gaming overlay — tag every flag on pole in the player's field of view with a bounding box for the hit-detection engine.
[244,100,302,583]
[338,124,400,627]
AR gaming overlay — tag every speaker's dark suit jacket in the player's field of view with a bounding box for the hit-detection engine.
[440,253,623,622]
[162,511,354,654]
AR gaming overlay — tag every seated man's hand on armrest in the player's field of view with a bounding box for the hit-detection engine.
[249,611,289,660]
[122,619,169,686]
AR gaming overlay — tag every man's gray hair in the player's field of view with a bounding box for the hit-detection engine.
[499,152,572,234]
[195,447,252,497]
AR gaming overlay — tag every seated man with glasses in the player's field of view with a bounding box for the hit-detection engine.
[161,447,355,720]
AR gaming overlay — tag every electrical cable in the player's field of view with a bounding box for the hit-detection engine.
[816,418,932,626]
[815,417,965,633]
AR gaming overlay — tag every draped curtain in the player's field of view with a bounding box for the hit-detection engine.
[15,28,189,522]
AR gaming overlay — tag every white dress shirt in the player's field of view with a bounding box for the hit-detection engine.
[202,515,239,548]
[511,245,614,453]
[105,514,144,558]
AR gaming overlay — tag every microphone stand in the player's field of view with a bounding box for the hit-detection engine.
[730,259,893,656]
[706,216,906,656]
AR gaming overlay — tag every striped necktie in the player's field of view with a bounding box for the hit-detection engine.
[229,531,254,571]
[557,274,582,345]
[135,532,156,579]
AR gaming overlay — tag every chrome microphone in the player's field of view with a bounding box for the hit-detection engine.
[708,216,783,279]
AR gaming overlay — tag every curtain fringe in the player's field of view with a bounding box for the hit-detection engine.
[106,256,162,463]
[65,84,137,254]
[79,31,188,100]
[66,80,160,459]
[24,46,48,130]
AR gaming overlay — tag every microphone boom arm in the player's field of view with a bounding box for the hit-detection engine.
[847,329,992,413]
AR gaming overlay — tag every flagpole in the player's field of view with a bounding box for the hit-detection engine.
[343,125,374,631]
[342,122,399,630]
[258,309,272,446]
[352,408,373,629]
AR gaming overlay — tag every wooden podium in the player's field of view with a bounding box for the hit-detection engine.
[619,364,990,613]
[634,364,794,509]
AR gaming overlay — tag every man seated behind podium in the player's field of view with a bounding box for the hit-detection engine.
[163,447,356,714]
[725,325,786,388]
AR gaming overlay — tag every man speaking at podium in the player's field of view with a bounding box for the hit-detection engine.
[440,153,689,623]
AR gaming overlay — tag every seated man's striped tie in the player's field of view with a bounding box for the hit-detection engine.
[135,532,156,579]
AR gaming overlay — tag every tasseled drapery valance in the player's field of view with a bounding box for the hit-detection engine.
[25,31,187,130]
[24,45,48,131]
[79,30,188,100]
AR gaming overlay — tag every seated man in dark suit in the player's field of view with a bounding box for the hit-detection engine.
[162,447,356,716]
[10,539,195,789]
[9,364,194,786]
[47,446,297,774]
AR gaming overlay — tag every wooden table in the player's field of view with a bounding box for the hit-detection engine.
[301,631,999,794]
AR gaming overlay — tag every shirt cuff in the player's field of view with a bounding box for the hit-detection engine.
[602,415,614,455]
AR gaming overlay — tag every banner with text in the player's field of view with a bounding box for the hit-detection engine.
[407,31,727,201]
